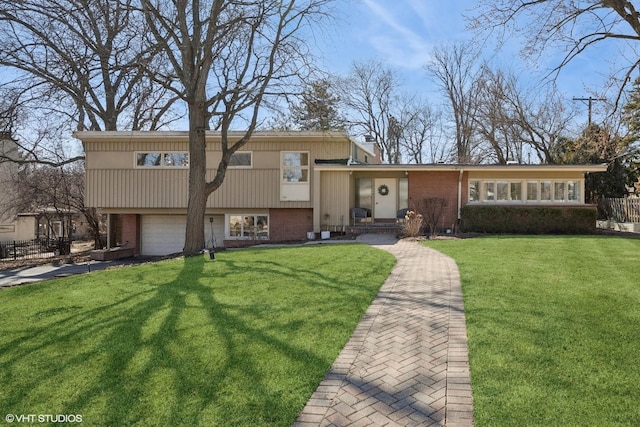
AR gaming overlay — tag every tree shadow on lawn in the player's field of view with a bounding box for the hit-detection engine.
[0,253,383,426]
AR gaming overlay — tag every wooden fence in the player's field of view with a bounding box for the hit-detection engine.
[599,198,640,223]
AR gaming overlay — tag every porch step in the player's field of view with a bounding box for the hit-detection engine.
[348,223,402,235]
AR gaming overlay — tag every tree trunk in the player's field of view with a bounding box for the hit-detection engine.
[183,102,208,256]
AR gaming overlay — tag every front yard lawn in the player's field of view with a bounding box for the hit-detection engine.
[0,244,395,426]
[425,236,640,426]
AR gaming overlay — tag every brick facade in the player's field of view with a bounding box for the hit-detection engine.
[269,208,313,242]
[222,208,313,248]
[120,214,140,254]
[408,171,465,232]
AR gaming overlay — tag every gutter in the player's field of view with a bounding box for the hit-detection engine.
[458,169,463,221]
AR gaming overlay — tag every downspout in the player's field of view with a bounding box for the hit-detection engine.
[457,169,464,222]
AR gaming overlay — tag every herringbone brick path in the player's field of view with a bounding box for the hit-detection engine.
[293,235,473,426]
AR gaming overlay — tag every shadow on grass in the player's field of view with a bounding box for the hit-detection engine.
[0,249,392,426]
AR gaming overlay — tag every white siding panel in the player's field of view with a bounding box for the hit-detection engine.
[141,215,225,256]
[141,215,186,256]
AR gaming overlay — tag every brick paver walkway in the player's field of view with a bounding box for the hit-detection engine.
[293,235,473,426]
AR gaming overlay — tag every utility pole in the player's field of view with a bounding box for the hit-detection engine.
[572,96,606,125]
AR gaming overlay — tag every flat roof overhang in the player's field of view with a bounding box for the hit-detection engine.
[312,163,609,174]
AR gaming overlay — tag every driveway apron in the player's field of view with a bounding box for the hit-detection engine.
[293,234,474,426]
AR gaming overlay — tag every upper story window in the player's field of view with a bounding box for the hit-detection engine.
[469,179,582,203]
[282,152,309,182]
[229,151,252,168]
[135,152,189,168]
[280,151,310,201]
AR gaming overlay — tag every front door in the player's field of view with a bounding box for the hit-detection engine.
[374,178,397,219]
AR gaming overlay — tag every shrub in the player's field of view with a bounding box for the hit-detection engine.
[402,210,424,237]
[460,206,597,234]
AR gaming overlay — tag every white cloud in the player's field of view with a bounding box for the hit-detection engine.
[360,0,434,69]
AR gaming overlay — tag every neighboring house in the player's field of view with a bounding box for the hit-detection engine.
[75,130,607,256]
[1,133,80,243]
[0,133,21,241]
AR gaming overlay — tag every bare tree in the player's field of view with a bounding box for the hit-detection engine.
[510,87,577,164]
[470,0,640,103]
[141,0,334,255]
[471,64,579,164]
[340,60,403,163]
[399,100,445,164]
[0,0,181,169]
[426,43,482,163]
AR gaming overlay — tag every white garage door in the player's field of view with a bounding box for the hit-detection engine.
[141,215,186,256]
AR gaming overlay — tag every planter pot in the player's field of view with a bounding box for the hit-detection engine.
[321,230,330,240]
[307,231,316,240]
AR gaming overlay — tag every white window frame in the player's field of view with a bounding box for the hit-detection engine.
[280,151,310,201]
[228,151,253,169]
[469,179,584,204]
[225,213,269,240]
[135,151,189,169]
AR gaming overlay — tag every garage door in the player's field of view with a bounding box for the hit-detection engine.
[141,215,186,256]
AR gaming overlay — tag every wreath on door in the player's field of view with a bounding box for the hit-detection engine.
[377,184,389,196]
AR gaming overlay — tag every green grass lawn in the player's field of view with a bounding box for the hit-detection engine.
[0,244,395,426]
[425,236,640,427]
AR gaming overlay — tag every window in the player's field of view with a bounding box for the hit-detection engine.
[540,181,552,201]
[527,181,538,201]
[568,181,580,201]
[280,151,310,201]
[470,179,583,204]
[510,182,522,201]
[229,151,252,168]
[554,182,566,202]
[227,214,269,240]
[282,152,309,182]
[356,178,372,210]
[399,178,409,209]
[469,181,480,202]
[485,182,495,201]
[136,152,189,168]
[497,181,509,201]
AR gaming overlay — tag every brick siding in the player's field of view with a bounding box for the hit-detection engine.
[120,214,140,254]
[408,171,464,231]
[269,208,313,242]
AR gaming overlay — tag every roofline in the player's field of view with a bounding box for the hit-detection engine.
[74,129,377,157]
[313,163,609,173]
[73,130,352,142]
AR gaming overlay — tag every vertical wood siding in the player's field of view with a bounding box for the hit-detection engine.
[84,135,352,209]
[319,172,351,228]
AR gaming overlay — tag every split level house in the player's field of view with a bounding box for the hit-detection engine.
[75,131,607,256]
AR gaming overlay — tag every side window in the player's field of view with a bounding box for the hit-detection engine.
[229,152,252,168]
[135,152,188,168]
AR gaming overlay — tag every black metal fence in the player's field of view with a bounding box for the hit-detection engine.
[0,238,71,261]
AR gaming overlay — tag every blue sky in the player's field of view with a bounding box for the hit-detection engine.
[314,0,627,122]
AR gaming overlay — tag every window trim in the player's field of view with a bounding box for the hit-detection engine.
[225,213,269,240]
[469,179,583,204]
[281,151,310,184]
[134,151,189,169]
[228,151,253,169]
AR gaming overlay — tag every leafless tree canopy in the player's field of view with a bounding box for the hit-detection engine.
[473,66,578,164]
[470,0,640,101]
[141,0,335,255]
[426,43,482,163]
[0,0,179,133]
[339,60,443,164]
[340,60,401,163]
